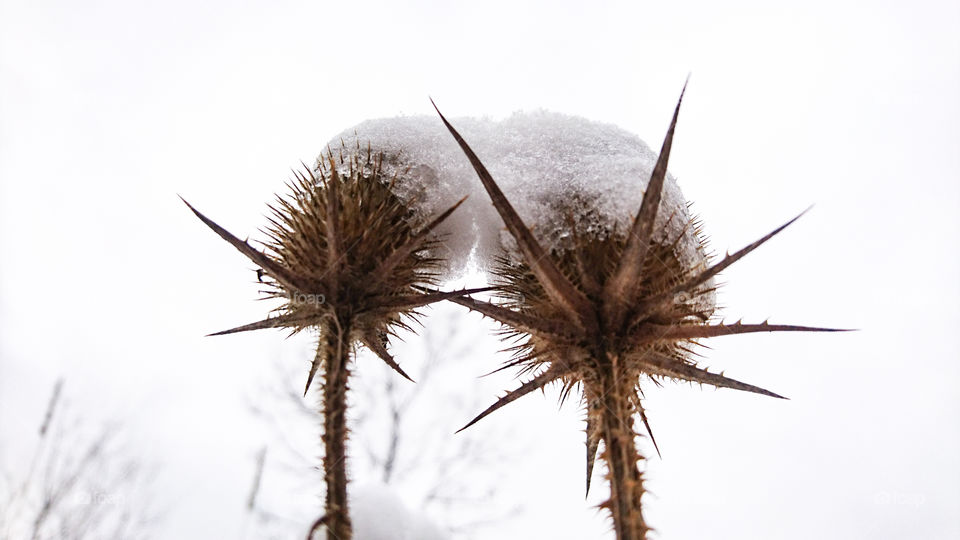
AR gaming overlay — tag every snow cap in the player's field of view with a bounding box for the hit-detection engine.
[324,111,706,279]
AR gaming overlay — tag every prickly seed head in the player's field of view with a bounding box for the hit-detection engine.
[431,88,848,509]
[183,148,479,393]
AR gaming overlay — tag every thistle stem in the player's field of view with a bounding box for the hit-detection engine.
[599,365,648,540]
[320,316,352,540]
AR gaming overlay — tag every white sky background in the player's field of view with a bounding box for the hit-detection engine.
[1,0,958,539]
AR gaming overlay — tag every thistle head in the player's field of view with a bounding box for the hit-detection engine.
[182,145,478,392]
[429,89,848,503]
[491,205,716,380]
[259,151,445,334]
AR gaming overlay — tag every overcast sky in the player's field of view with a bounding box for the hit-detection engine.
[1,1,958,539]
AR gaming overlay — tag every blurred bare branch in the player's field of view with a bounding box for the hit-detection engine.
[0,379,158,540]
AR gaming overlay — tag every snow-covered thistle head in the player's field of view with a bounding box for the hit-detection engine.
[431,88,848,540]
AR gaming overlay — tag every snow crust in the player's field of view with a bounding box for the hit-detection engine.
[324,111,707,278]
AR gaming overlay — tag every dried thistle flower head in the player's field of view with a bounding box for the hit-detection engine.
[431,88,848,540]
[182,147,480,540]
[183,149,475,389]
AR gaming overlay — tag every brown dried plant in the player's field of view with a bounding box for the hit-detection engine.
[182,148,482,540]
[430,89,848,539]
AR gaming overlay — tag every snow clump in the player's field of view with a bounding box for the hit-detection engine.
[324,111,707,280]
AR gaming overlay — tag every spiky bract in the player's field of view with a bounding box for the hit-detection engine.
[431,90,846,540]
